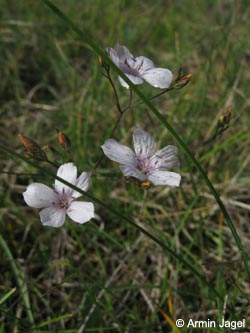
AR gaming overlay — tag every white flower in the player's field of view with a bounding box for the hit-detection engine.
[101,128,181,187]
[23,163,95,227]
[106,43,173,89]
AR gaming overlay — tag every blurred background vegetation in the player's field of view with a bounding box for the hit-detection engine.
[0,0,249,332]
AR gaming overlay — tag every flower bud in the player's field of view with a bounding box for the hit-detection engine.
[173,73,192,89]
[218,106,232,128]
[19,133,47,160]
[57,129,71,151]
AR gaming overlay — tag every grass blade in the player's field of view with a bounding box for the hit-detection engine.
[0,287,16,305]
[0,234,35,329]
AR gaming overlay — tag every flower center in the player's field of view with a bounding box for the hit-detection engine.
[59,199,69,209]
[120,58,144,77]
[136,158,152,174]
[52,191,73,211]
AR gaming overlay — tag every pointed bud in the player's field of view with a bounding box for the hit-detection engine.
[218,106,232,128]
[19,134,47,161]
[173,73,192,89]
[57,129,71,151]
[19,134,40,153]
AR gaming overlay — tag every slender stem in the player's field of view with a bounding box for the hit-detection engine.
[107,73,123,114]
[110,112,124,137]
[28,155,59,168]
[93,112,124,171]
[43,154,59,168]
[126,87,173,111]
[93,74,131,171]
[123,88,133,112]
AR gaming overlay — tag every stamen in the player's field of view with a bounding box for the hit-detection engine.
[136,60,144,72]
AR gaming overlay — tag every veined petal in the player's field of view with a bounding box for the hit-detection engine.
[148,170,181,186]
[133,128,156,158]
[55,163,77,195]
[135,56,155,73]
[142,68,173,88]
[72,172,92,198]
[114,43,134,63]
[106,47,119,66]
[39,207,66,227]
[118,74,143,89]
[67,201,94,224]
[102,139,136,165]
[23,183,56,208]
[120,165,146,181]
[153,145,180,169]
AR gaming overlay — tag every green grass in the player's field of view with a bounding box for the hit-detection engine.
[0,1,250,332]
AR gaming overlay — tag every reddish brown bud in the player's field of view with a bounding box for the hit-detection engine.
[57,129,71,151]
[180,73,192,85]
[19,133,47,160]
[19,134,41,154]
[174,73,192,89]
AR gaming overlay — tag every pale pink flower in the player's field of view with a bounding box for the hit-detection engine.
[106,43,173,89]
[101,128,181,186]
[23,163,94,227]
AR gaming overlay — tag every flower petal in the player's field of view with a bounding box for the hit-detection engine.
[23,183,56,208]
[39,207,66,227]
[133,128,156,158]
[118,74,143,89]
[67,201,94,224]
[72,172,92,198]
[55,163,77,195]
[148,170,181,186]
[101,139,136,165]
[114,43,134,63]
[142,68,173,88]
[135,56,155,73]
[152,145,180,169]
[106,47,119,66]
[120,165,146,181]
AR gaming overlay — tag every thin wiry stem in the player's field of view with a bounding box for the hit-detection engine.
[107,71,123,114]
[126,87,173,111]
[93,111,124,171]
[93,73,131,171]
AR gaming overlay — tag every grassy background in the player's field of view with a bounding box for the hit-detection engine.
[0,0,250,332]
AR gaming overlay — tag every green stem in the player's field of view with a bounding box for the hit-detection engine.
[106,72,123,114]
[93,111,124,170]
